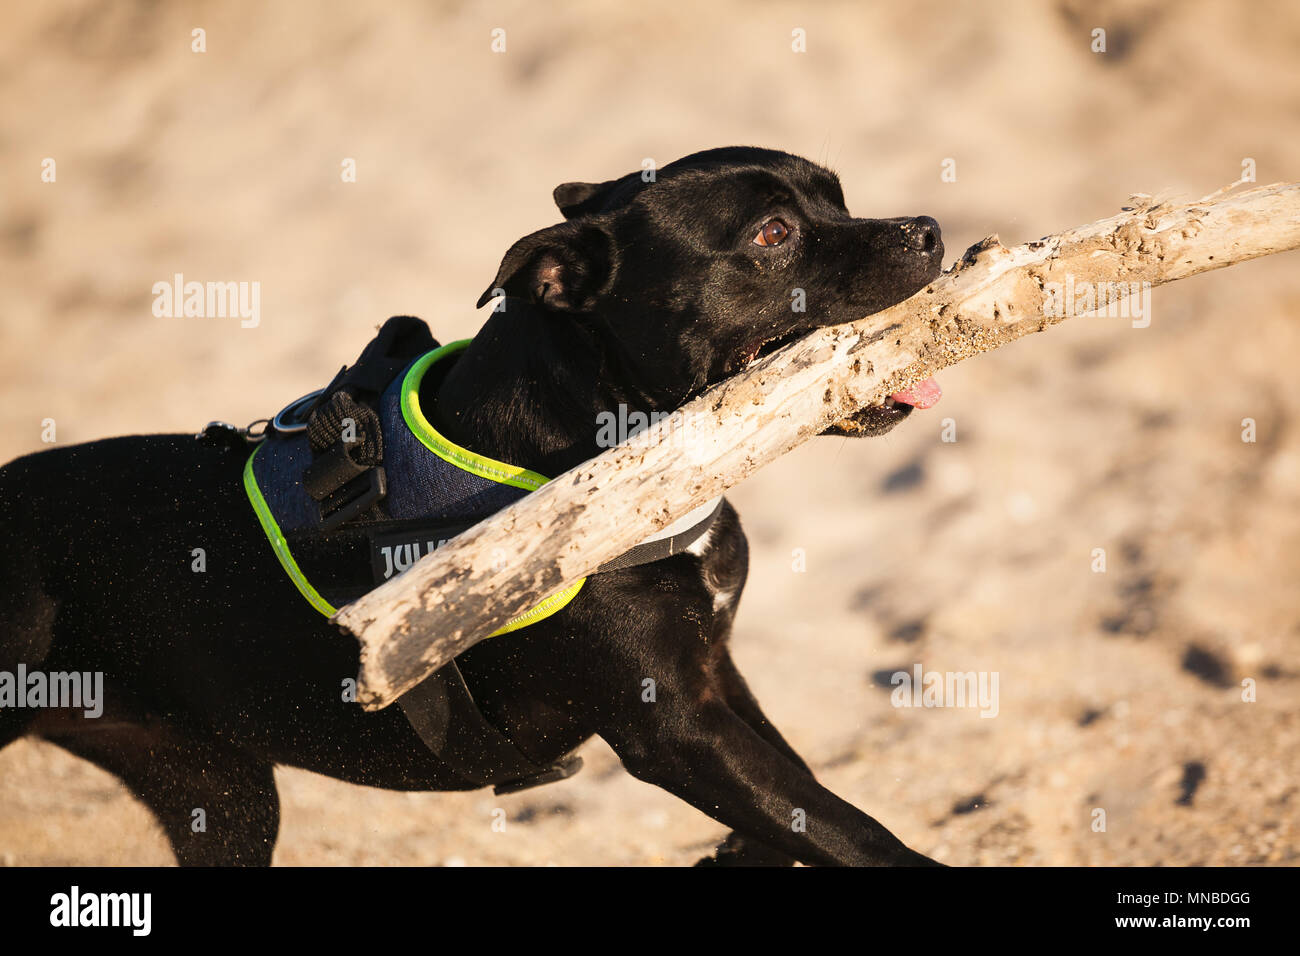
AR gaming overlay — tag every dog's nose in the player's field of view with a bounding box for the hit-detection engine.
[903,216,941,254]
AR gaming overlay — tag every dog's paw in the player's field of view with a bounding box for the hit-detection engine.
[694,831,797,867]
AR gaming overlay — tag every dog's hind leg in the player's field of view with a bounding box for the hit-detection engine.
[0,456,61,754]
[0,588,57,754]
[0,707,39,755]
[0,545,57,755]
[43,717,280,866]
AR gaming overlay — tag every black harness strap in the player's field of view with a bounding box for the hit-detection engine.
[399,664,583,795]
[595,497,723,572]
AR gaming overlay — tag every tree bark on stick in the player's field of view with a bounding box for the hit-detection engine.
[335,181,1300,711]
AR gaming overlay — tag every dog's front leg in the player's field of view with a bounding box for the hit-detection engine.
[694,647,812,866]
[603,701,937,866]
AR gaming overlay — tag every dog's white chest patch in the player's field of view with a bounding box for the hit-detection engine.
[684,523,740,613]
[685,522,716,558]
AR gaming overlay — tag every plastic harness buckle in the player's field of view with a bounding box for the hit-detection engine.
[316,466,386,531]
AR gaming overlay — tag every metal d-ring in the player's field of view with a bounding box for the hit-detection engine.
[271,388,325,435]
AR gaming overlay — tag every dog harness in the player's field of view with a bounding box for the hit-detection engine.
[237,317,722,793]
[244,340,587,629]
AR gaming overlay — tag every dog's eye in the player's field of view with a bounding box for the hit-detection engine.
[753,219,791,247]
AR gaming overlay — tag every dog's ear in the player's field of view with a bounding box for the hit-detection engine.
[553,179,622,219]
[476,221,614,311]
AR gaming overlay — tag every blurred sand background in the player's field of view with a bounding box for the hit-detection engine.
[1,0,1298,865]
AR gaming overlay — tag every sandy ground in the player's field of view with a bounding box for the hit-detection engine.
[1,0,1298,866]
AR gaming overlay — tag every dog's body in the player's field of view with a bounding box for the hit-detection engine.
[0,147,944,866]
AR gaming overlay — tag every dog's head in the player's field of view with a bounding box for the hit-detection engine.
[478,146,942,424]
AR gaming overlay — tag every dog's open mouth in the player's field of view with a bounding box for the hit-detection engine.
[732,330,942,410]
[734,329,806,371]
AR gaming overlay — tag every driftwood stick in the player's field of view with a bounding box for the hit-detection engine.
[336,181,1300,710]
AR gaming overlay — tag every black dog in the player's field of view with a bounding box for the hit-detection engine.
[0,147,943,866]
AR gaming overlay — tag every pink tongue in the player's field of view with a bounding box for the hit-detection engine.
[889,377,942,409]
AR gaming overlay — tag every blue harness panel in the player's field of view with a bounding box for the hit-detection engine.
[251,357,530,535]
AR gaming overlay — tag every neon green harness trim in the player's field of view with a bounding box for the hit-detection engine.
[244,340,585,633]
[244,447,338,617]
[400,340,552,492]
